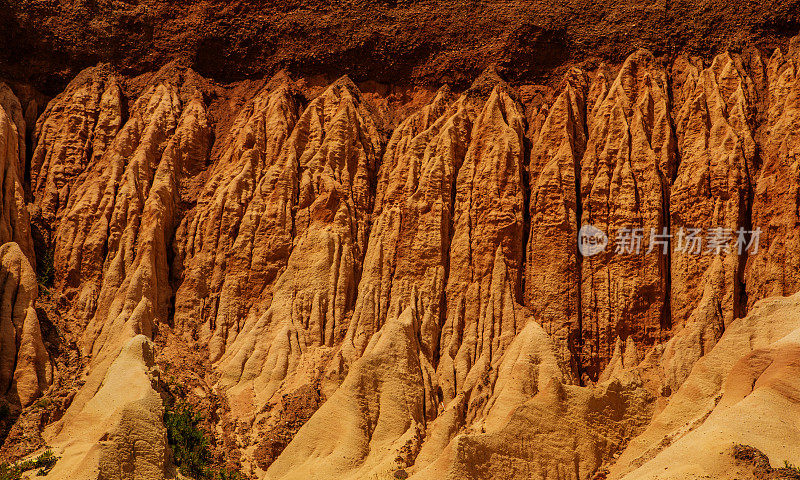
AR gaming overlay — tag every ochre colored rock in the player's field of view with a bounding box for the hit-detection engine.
[29,66,123,243]
[0,242,51,407]
[746,47,800,306]
[43,335,168,480]
[437,83,526,406]
[216,76,382,418]
[412,337,652,480]
[266,305,432,480]
[665,52,756,390]
[82,90,211,363]
[343,87,473,365]
[0,83,34,264]
[7,41,800,480]
[525,68,588,379]
[173,75,301,361]
[48,72,211,362]
[610,292,800,480]
[579,49,676,380]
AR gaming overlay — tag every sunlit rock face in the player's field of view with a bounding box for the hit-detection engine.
[4,34,800,480]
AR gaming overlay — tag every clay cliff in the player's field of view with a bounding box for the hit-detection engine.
[2,15,800,480]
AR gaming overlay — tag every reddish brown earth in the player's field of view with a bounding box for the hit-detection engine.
[2,4,800,480]
[2,0,800,94]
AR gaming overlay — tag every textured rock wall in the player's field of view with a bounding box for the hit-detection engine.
[0,243,51,407]
[5,37,800,480]
[214,76,383,418]
[173,75,301,361]
[46,71,213,365]
[0,83,34,264]
[525,68,587,379]
[579,50,676,380]
[661,52,758,390]
[344,87,468,366]
[437,83,527,406]
[29,66,123,246]
[0,83,50,409]
[746,45,800,306]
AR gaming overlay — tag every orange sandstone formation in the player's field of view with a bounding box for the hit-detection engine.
[2,37,800,480]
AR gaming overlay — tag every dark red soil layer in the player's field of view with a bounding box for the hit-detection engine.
[2,0,800,94]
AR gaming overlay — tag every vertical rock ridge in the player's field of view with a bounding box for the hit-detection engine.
[437,84,526,405]
[342,88,474,366]
[579,49,677,380]
[664,51,756,390]
[53,82,184,342]
[83,92,210,362]
[0,84,26,177]
[29,66,123,246]
[525,68,588,379]
[0,242,52,407]
[172,79,301,361]
[216,76,382,419]
[31,71,213,478]
[745,46,800,305]
[0,83,35,264]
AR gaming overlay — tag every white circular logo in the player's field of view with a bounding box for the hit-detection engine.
[578,224,608,257]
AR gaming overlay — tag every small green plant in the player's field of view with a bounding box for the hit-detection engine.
[35,247,54,293]
[163,400,246,479]
[212,468,246,480]
[164,402,210,479]
[33,397,52,410]
[0,449,58,479]
[30,449,57,476]
[784,460,800,474]
[0,463,16,480]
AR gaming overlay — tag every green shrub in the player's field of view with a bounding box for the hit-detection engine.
[0,449,58,479]
[36,248,54,292]
[164,402,211,478]
[163,401,245,479]
[214,468,246,480]
[0,464,15,480]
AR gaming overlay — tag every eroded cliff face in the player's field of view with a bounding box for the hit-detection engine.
[0,82,34,263]
[172,78,301,363]
[29,66,123,247]
[0,243,51,408]
[746,46,800,306]
[3,36,800,480]
[0,82,50,409]
[525,67,587,380]
[579,49,676,382]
